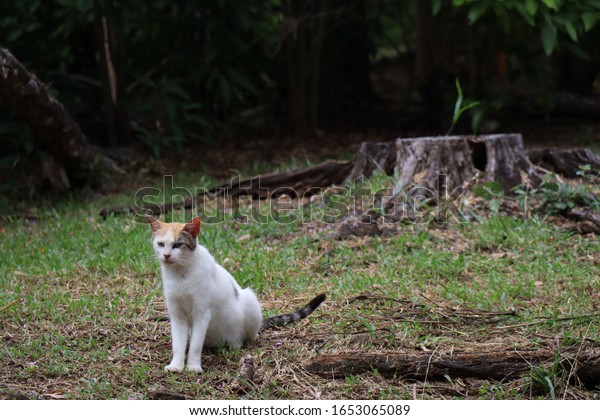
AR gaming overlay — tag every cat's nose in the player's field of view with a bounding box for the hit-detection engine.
[164,254,171,260]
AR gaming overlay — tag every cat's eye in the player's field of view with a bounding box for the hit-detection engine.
[173,242,183,249]
[157,242,165,247]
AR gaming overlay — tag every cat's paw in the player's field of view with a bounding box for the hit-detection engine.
[186,363,203,373]
[164,363,184,373]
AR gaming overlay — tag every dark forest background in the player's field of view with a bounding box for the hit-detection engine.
[1,0,600,201]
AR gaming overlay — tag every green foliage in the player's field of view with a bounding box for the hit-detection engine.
[472,181,504,214]
[0,1,94,73]
[0,0,276,154]
[122,0,278,148]
[430,0,600,130]
[132,76,214,157]
[449,0,600,56]
[514,172,600,216]
[126,0,274,108]
[530,350,566,399]
[1,0,600,168]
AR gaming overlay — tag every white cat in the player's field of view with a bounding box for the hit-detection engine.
[146,215,325,373]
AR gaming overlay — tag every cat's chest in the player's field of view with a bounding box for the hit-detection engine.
[163,274,200,296]
[163,276,204,312]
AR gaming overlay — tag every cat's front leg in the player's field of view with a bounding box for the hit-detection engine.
[165,314,188,372]
[186,311,211,373]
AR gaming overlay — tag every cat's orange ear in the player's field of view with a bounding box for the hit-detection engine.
[184,217,201,238]
[146,215,162,233]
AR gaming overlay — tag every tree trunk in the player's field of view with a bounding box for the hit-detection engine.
[93,0,129,147]
[283,0,315,135]
[306,350,600,389]
[414,0,447,129]
[0,46,102,188]
[282,1,372,135]
[415,0,434,88]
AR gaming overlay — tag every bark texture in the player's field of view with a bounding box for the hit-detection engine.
[393,134,540,194]
[212,160,353,199]
[529,148,600,178]
[342,142,397,185]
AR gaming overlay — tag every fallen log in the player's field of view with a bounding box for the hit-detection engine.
[306,350,600,389]
[99,160,353,218]
[529,148,600,178]
[211,160,353,199]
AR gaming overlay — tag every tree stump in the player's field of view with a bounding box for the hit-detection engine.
[342,142,397,185]
[393,133,540,195]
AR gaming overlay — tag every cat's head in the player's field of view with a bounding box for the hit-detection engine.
[146,215,201,267]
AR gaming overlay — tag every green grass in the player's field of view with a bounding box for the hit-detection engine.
[1,169,599,400]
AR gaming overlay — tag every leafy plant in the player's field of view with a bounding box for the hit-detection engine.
[446,79,480,135]
[576,163,600,182]
[473,181,505,214]
[514,172,599,216]
[530,350,566,399]
[449,0,600,56]
[132,76,214,157]
[432,0,600,132]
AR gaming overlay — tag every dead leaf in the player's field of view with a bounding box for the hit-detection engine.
[490,252,508,259]
[237,234,251,242]
[45,392,66,399]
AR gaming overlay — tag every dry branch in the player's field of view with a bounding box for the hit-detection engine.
[0,300,18,313]
[565,209,600,235]
[230,355,257,395]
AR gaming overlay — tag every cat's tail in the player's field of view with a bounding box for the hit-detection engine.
[261,293,326,330]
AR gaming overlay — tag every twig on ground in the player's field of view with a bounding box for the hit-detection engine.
[495,312,600,330]
[0,299,18,313]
